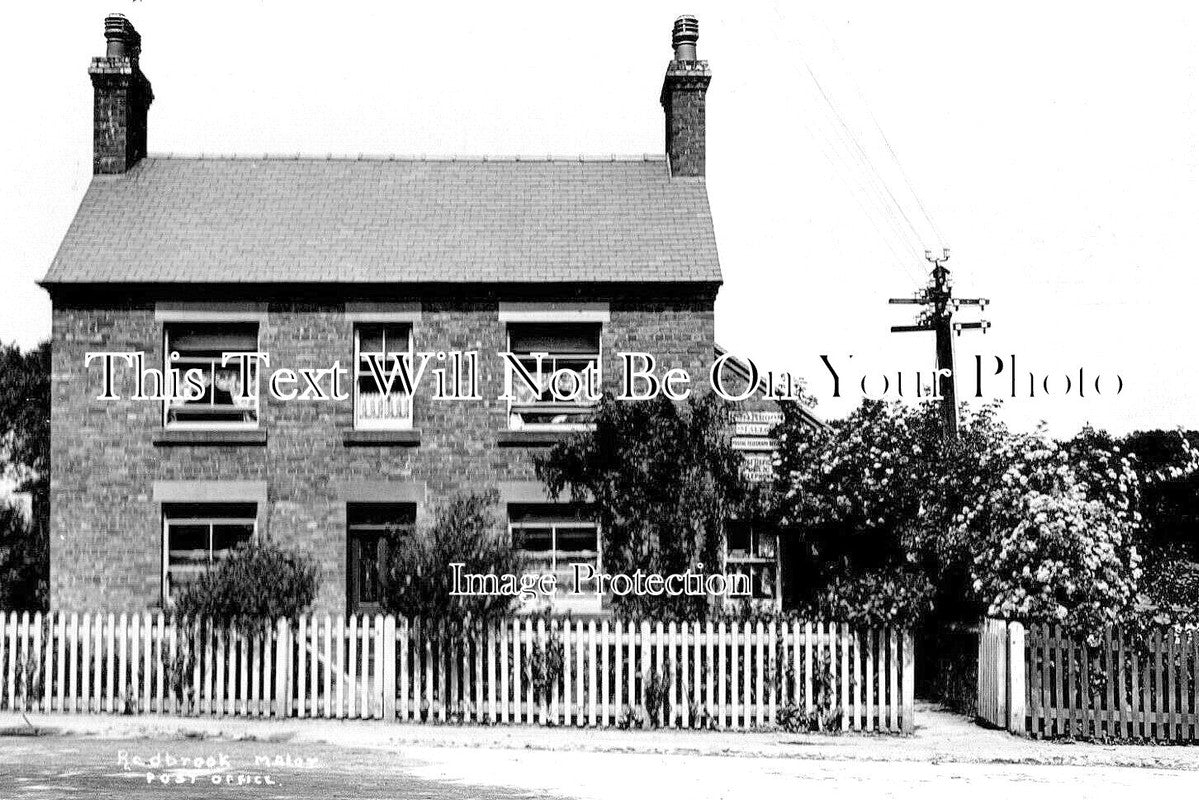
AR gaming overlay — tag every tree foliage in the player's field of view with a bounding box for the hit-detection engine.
[0,341,50,491]
[384,490,523,622]
[174,540,320,628]
[1119,429,1199,559]
[0,504,45,610]
[535,393,748,618]
[0,341,50,610]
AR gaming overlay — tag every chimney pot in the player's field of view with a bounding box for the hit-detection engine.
[671,15,699,61]
[104,14,132,59]
[91,14,153,174]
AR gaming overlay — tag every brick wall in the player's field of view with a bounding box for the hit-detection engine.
[48,290,716,614]
[89,61,151,175]
[661,62,711,179]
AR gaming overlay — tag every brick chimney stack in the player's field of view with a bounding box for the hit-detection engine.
[660,15,711,178]
[89,14,153,174]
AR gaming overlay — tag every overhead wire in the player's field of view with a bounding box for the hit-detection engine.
[776,7,948,290]
[798,103,927,283]
[816,16,948,251]
[803,61,929,253]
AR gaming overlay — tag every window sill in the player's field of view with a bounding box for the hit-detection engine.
[342,429,422,447]
[495,429,572,447]
[153,429,267,447]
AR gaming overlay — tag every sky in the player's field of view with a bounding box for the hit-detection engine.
[2,1,1197,435]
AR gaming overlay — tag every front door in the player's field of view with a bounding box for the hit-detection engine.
[346,503,415,615]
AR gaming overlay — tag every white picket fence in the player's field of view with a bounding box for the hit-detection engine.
[0,611,914,732]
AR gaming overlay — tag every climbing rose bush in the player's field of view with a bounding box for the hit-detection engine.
[776,399,1150,632]
[961,431,1142,640]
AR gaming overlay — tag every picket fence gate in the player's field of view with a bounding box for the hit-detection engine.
[0,610,914,733]
[979,618,1199,741]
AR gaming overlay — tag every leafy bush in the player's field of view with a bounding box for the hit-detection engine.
[1139,545,1199,626]
[776,652,841,732]
[535,393,748,619]
[1120,429,1199,559]
[526,611,565,710]
[173,540,320,628]
[643,665,673,728]
[384,490,523,622]
[803,567,934,627]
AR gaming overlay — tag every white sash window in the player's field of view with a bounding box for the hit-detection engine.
[506,323,600,430]
[354,324,415,430]
[164,323,260,428]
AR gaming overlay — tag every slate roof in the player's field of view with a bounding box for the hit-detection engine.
[42,155,721,285]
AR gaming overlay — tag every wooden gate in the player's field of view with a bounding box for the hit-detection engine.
[977,618,1007,727]
[977,618,1026,731]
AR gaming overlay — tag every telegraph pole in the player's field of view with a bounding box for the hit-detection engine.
[889,249,990,439]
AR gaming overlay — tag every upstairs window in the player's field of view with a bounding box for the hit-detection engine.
[506,323,600,429]
[354,324,414,430]
[164,323,260,428]
[162,503,256,603]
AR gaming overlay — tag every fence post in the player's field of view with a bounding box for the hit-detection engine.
[901,629,915,734]
[383,615,397,721]
[275,617,290,718]
[1007,621,1026,735]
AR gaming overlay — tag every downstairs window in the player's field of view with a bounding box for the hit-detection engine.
[162,503,256,603]
[509,504,600,607]
[725,519,778,601]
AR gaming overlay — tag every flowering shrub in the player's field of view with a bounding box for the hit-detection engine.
[775,400,934,536]
[950,422,1145,639]
[774,400,949,624]
[968,485,1140,639]
[776,399,1153,632]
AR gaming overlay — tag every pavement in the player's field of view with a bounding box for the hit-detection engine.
[2,701,1198,770]
[0,702,1197,798]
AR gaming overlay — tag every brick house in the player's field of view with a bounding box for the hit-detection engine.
[40,14,810,616]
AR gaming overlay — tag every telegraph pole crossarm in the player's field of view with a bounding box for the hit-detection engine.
[887,248,991,439]
[952,321,991,335]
